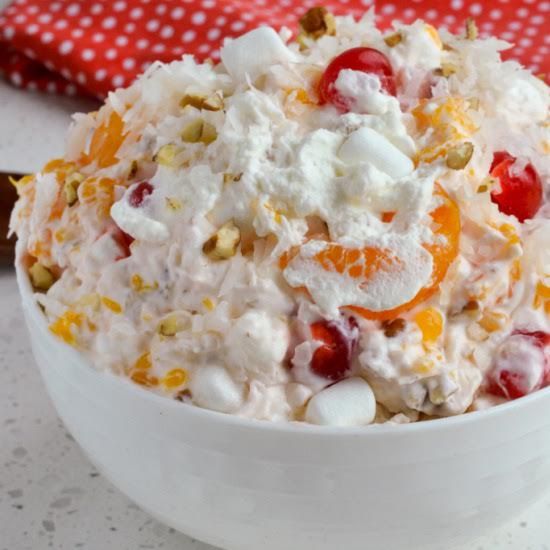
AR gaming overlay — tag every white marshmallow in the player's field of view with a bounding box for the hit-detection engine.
[110,193,170,244]
[221,27,297,82]
[338,127,414,179]
[305,377,376,426]
[190,365,244,414]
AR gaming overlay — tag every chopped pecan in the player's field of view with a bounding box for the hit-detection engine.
[299,7,336,40]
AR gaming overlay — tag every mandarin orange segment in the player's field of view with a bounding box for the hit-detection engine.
[43,158,69,173]
[279,246,299,270]
[281,184,460,321]
[82,112,126,168]
[412,98,476,137]
[415,307,444,342]
[423,184,461,285]
[351,184,460,320]
[314,244,392,281]
[412,98,476,164]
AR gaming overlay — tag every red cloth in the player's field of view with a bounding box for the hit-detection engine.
[0,0,547,99]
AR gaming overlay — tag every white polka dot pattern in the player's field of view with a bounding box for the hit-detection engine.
[0,0,547,99]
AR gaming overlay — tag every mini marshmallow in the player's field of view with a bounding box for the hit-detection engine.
[338,127,414,179]
[305,377,376,426]
[221,27,297,82]
[190,365,244,414]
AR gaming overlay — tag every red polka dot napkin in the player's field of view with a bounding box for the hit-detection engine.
[0,0,548,99]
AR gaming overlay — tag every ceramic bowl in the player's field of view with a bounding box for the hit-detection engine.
[16,262,550,550]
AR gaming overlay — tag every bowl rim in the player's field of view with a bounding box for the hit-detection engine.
[16,257,550,438]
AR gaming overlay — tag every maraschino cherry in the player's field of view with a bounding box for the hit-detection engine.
[309,317,359,381]
[490,152,542,223]
[318,47,397,111]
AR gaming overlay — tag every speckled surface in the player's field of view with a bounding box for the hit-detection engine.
[1,49,550,550]
[0,270,216,550]
[1,271,550,550]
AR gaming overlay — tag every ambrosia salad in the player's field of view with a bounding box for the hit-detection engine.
[10,9,550,426]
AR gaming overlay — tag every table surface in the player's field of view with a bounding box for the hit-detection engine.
[0,36,550,550]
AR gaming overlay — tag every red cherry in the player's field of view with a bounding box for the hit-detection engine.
[489,152,543,223]
[490,151,514,171]
[515,330,550,386]
[486,369,531,400]
[310,317,359,381]
[486,331,550,400]
[318,47,397,112]
[514,330,550,347]
[129,181,154,207]
[111,226,135,260]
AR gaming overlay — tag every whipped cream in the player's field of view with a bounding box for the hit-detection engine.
[111,185,170,244]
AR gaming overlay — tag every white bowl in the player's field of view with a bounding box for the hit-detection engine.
[16,263,550,550]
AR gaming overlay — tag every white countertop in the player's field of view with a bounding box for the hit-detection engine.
[0,79,98,174]
[0,53,549,550]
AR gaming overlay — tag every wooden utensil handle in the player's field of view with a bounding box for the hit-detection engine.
[0,174,20,266]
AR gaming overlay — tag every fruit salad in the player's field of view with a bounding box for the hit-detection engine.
[10,9,550,426]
